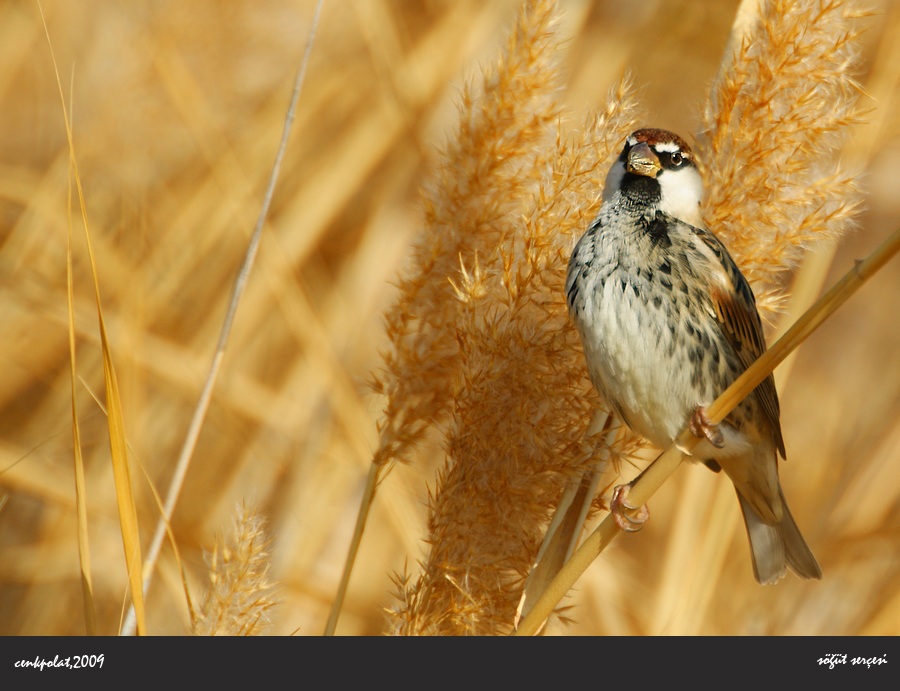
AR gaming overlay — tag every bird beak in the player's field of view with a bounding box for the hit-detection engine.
[626,142,661,178]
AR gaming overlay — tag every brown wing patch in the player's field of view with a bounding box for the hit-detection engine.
[708,261,786,459]
[710,283,766,361]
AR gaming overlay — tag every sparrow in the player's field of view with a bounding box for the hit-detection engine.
[564,128,821,584]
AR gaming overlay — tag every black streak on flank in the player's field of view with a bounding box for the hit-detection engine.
[566,278,579,307]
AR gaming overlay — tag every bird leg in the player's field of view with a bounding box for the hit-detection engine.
[610,482,650,532]
[689,405,724,448]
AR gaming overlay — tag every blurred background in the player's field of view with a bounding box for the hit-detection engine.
[1,0,898,635]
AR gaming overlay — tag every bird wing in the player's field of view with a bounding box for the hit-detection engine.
[693,224,786,458]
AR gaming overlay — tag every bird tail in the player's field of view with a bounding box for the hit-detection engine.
[737,488,822,585]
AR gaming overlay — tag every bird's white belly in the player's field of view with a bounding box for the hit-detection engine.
[579,278,697,447]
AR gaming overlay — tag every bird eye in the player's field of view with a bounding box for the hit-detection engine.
[669,151,684,166]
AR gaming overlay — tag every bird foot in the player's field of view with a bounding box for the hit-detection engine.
[690,405,724,448]
[610,483,649,532]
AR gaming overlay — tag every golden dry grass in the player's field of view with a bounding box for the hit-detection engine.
[1,0,898,636]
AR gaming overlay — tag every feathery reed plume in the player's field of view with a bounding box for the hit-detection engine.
[385,6,642,633]
[328,0,568,635]
[194,504,277,636]
[370,0,562,473]
[697,0,866,314]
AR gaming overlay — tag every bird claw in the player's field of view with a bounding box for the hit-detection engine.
[690,406,724,448]
[610,484,649,533]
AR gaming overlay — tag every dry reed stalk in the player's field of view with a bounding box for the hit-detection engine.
[40,2,147,636]
[194,503,277,636]
[124,0,324,636]
[66,149,97,638]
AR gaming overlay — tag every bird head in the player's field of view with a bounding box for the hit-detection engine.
[604,128,704,227]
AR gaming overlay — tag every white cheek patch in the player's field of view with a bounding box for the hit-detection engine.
[659,167,704,227]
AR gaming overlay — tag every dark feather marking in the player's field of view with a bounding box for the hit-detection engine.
[645,213,672,248]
